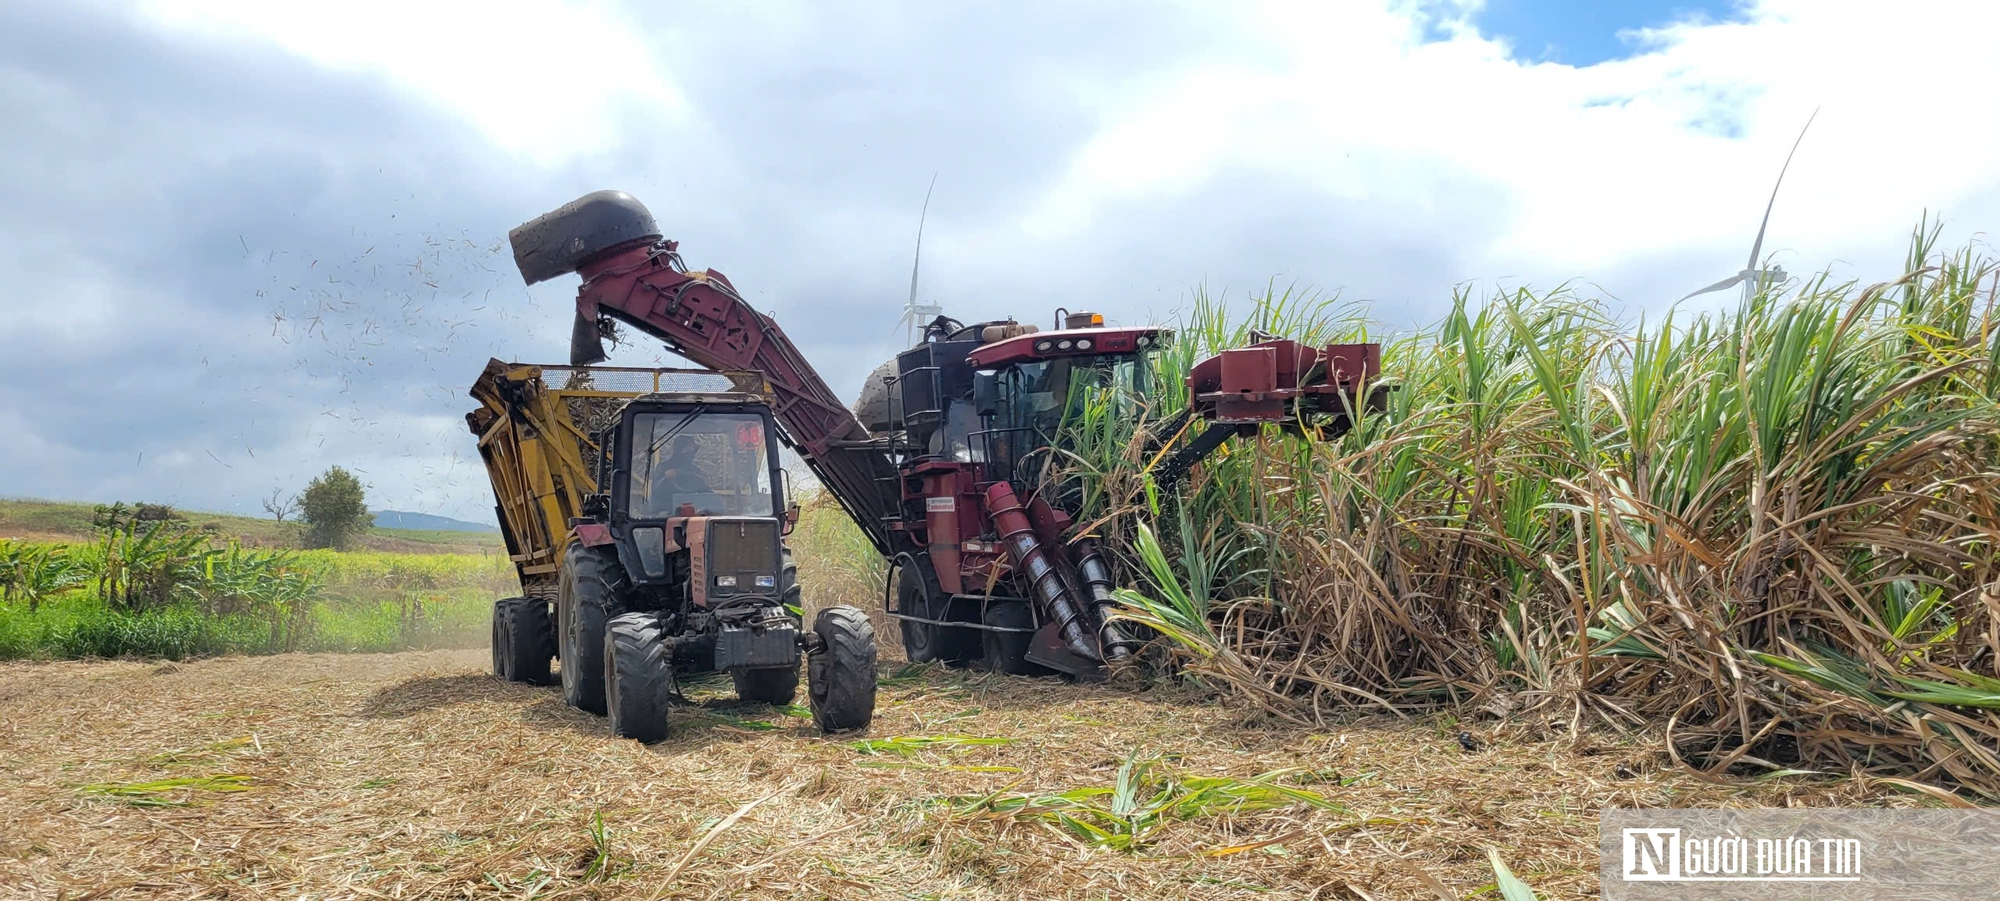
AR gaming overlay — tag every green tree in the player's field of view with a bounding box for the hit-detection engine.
[300,466,370,550]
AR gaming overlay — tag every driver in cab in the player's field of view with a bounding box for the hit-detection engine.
[657,435,712,494]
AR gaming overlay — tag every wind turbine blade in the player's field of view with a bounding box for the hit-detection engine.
[908,172,937,309]
[1744,107,1819,273]
[1679,273,1746,303]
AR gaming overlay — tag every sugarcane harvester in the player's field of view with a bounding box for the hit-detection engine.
[508,191,1383,681]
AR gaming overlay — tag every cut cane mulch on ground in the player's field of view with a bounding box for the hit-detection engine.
[0,650,1946,900]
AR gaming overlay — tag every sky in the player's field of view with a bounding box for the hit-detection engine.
[2,0,1997,524]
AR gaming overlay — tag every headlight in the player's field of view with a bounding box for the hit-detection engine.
[1057,339,1073,350]
[715,575,738,587]
[1075,338,1092,350]
[755,575,776,588]
[1136,335,1151,348]
[1035,340,1053,352]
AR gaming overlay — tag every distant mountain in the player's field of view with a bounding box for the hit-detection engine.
[371,510,499,533]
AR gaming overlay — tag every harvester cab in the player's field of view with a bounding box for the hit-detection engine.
[470,361,877,743]
[869,309,1164,486]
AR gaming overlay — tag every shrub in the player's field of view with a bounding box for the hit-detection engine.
[300,466,370,550]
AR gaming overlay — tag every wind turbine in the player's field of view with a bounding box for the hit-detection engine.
[894,173,945,346]
[1680,108,1820,306]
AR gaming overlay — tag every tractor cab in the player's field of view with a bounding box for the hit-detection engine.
[597,395,793,600]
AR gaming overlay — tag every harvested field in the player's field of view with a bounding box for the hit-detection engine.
[0,651,1939,900]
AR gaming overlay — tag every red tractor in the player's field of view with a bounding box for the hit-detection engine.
[509,191,1383,680]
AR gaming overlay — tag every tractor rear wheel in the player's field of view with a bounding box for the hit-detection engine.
[558,541,627,715]
[895,557,976,664]
[733,665,800,705]
[980,600,1053,676]
[508,598,556,686]
[604,613,673,743]
[491,598,520,679]
[808,605,877,733]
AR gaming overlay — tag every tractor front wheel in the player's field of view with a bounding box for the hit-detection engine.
[604,613,673,743]
[808,605,877,733]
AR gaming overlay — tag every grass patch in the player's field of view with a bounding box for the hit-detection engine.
[934,754,1344,852]
[78,774,256,807]
[856,761,1023,773]
[0,547,503,660]
[851,735,1017,757]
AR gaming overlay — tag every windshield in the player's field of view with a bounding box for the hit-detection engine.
[983,353,1152,482]
[627,412,776,518]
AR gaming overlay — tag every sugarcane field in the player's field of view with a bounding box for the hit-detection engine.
[7,3,2000,900]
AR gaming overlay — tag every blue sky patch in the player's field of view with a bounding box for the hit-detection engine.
[1474,0,1743,66]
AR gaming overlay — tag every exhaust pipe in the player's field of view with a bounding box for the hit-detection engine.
[984,482,1098,662]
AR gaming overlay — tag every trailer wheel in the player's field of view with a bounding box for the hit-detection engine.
[733,665,800,705]
[604,613,673,743]
[508,598,557,686]
[491,598,520,679]
[980,600,1053,676]
[558,541,627,715]
[895,556,976,664]
[808,605,877,733]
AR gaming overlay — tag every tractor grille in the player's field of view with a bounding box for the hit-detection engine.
[709,519,780,579]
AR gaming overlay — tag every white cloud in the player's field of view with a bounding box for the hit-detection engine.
[124,0,2000,305]
[129,0,694,166]
[1017,0,2000,300]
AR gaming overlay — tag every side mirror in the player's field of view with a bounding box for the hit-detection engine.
[779,469,801,535]
[971,371,999,416]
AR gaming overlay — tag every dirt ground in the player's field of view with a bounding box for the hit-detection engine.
[0,650,1922,900]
